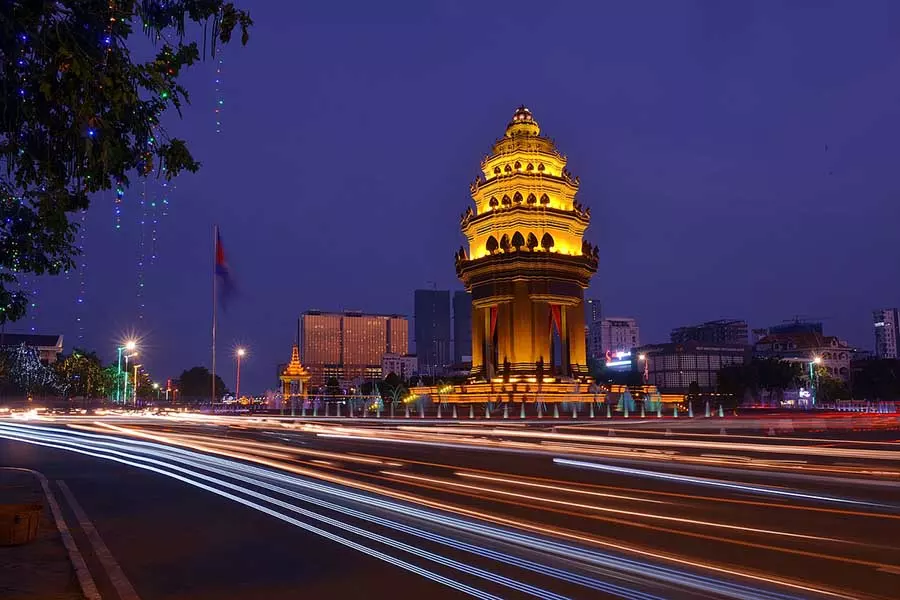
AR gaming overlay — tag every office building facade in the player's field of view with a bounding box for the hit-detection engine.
[452,291,472,365]
[414,289,452,375]
[638,341,748,393]
[671,320,749,346]
[599,318,640,356]
[584,298,603,361]
[299,310,408,388]
[873,309,900,359]
[381,353,418,380]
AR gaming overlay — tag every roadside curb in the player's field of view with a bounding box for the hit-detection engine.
[4,467,101,600]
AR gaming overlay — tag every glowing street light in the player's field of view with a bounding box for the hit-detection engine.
[809,356,823,407]
[117,340,138,405]
[235,347,247,408]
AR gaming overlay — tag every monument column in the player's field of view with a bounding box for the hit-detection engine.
[471,305,485,378]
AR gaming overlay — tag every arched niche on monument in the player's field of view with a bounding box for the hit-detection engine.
[541,232,555,251]
[511,231,525,250]
[526,232,538,250]
[486,236,499,254]
[499,234,511,252]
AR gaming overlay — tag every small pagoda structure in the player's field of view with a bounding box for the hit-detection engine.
[279,344,310,414]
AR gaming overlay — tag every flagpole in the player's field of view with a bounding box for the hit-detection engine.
[212,224,218,407]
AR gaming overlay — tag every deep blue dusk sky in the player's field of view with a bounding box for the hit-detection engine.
[15,1,900,393]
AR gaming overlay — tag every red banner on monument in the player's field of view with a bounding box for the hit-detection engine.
[549,305,562,336]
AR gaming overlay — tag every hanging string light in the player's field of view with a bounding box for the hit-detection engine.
[113,180,125,229]
[136,180,147,320]
[75,210,87,342]
[214,56,224,133]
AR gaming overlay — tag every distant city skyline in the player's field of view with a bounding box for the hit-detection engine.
[9,2,900,392]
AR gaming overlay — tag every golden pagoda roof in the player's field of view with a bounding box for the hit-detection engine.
[505,105,540,137]
[280,344,310,381]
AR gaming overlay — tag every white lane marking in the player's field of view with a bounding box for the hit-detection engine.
[4,467,102,600]
[57,480,141,600]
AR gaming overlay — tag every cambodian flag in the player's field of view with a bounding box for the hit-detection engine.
[215,227,235,309]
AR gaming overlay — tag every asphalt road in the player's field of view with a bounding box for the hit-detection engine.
[1,414,898,600]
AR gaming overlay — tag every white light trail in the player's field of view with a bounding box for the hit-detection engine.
[553,459,897,509]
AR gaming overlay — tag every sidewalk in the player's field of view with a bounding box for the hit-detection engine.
[0,468,83,600]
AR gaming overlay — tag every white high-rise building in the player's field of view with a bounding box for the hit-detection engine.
[600,318,640,356]
[873,309,900,359]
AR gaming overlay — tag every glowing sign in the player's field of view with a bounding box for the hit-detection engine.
[605,359,632,368]
[799,388,811,399]
[875,322,886,327]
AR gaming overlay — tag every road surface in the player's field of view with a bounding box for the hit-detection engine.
[1,413,898,599]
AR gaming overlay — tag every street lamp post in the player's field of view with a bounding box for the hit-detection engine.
[133,364,141,408]
[116,347,123,404]
[153,382,160,402]
[235,348,246,410]
[123,352,137,407]
[117,341,137,404]
[810,356,822,407]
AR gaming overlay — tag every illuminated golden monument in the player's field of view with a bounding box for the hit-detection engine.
[279,344,310,414]
[454,106,598,388]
